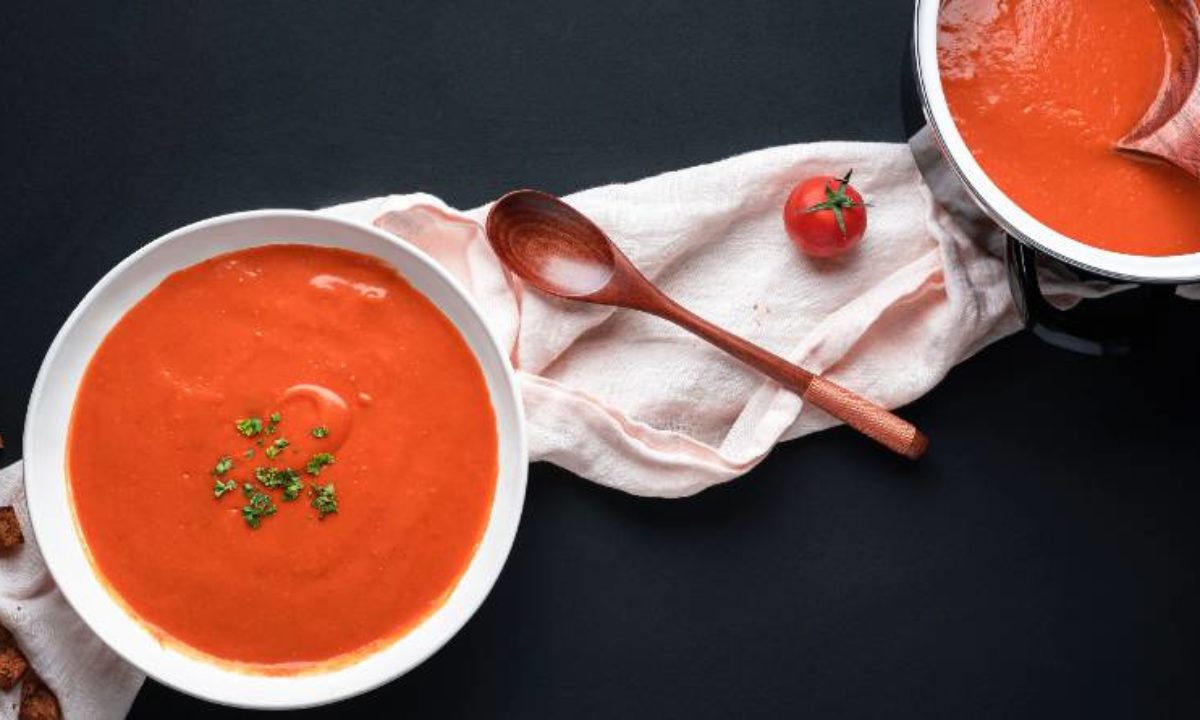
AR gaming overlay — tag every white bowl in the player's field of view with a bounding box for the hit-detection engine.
[22,210,528,709]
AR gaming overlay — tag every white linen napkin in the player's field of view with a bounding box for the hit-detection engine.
[2,140,1135,716]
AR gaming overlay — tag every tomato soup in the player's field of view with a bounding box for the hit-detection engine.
[68,245,498,671]
[938,0,1200,255]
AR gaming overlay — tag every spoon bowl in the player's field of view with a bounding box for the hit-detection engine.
[488,191,616,298]
[486,190,929,460]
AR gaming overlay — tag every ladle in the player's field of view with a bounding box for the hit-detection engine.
[1118,0,1200,179]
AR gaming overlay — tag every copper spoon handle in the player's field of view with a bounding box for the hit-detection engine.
[648,294,928,460]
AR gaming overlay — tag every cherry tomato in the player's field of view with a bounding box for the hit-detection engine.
[783,170,868,258]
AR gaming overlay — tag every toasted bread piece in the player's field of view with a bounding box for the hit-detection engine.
[0,506,23,549]
[0,625,29,691]
[19,671,61,720]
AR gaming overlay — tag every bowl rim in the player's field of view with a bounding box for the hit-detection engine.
[913,0,1200,283]
[22,209,528,709]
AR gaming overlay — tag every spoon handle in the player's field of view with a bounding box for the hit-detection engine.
[651,298,928,460]
[802,376,929,459]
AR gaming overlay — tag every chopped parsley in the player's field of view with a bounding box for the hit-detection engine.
[210,415,344,528]
[211,456,233,476]
[282,475,304,501]
[306,452,336,476]
[311,483,338,518]
[254,466,304,501]
[241,488,277,529]
[236,417,264,438]
[264,437,289,460]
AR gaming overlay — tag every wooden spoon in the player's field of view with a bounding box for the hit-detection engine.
[485,190,929,460]
[1118,0,1200,178]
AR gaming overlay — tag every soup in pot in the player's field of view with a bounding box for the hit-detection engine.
[938,0,1200,256]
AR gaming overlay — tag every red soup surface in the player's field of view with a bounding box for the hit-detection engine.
[938,0,1200,255]
[68,244,498,671]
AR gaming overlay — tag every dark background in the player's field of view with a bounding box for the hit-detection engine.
[4,1,1200,717]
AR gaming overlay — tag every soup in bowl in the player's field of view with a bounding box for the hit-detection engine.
[23,211,527,708]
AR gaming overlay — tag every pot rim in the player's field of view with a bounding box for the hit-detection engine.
[913,0,1200,284]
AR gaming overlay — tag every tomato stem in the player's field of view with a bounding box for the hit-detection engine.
[805,169,864,238]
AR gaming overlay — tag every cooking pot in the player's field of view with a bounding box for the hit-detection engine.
[904,0,1189,355]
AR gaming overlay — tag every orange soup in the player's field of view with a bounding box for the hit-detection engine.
[68,245,498,671]
[938,0,1200,255]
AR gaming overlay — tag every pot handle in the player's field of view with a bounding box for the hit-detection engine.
[1005,237,1172,356]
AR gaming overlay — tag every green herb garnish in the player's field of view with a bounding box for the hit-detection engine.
[264,438,289,460]
[213,414,342,528]
[306,452,335,476]
[236,417,264,438]
[282,476,303,501]
[311,483,338,518]
[241,489,277,529]
[211,456,233,476]
[255,467,304,501]
[254,466,303,500]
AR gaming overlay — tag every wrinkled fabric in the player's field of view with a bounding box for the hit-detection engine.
[326,142,1024,497]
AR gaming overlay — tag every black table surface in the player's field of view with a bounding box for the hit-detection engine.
[4,1,1200,718]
